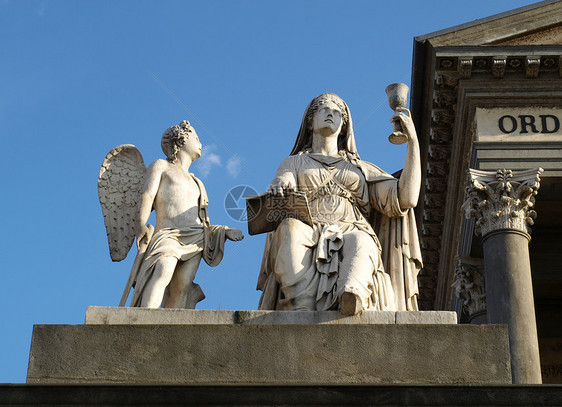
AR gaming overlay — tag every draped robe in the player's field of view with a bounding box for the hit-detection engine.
[257,150,422,311]
[130,175,227,308]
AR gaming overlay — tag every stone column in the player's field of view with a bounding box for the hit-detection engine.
[463,168,543,384]
[452,257,486,324]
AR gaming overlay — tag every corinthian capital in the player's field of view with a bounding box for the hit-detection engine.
[462,168,543,237]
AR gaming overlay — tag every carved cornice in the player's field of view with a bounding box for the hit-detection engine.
[462,168,543,237]
[436,54,561,79]
[416,49,560,310]
[452,257,486,317]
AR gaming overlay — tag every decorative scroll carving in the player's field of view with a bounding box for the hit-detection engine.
[434,91,456,108]
[543,57,556,68]
[526,56,540,78]
[425,177,447,193]
[422,223,442,237]
[491,57,506,79]
[458,58,473,79]
[452,257,486,317]
[424,192,447,208]
[439,58,455,69]
[429,128,451,144]
[474,58,488,68]
[435,73,458,88]
[509,58,522,68]
[428,144,451,161]
[426,161,448,177]
[462,168,543,237]
[431,109,455,126]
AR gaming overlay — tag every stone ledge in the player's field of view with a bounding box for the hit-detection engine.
[27,323,510,384]
[85,306,458,325]
[4,384,562,406]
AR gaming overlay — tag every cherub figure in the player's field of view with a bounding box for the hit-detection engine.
[98,120,243,308]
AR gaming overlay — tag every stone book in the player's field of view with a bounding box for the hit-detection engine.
[246,191,312,235]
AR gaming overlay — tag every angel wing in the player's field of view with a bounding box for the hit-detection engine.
[98,145,147,261]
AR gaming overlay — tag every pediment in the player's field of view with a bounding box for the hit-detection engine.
[417,1,562,47]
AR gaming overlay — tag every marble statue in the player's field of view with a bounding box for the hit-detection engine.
[256,93,422,315]
[98,120,243,308]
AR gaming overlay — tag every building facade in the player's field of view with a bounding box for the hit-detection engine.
[411,0,562,383]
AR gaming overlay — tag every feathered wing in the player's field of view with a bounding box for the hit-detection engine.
[98,144,147,261]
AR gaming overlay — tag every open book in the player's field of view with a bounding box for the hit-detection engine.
[246,191,313,235]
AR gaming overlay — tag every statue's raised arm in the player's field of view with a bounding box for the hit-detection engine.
[256,92,422,315]
[394,108,421,209]
[98,120,243,309]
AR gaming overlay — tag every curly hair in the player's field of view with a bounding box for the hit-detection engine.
[305,93,349,133]
[161,120,192,163]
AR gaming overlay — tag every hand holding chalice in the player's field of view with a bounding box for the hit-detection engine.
[385,83,409,145]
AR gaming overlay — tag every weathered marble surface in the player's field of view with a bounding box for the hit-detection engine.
[85,306,457,325]
[257,92,422,315]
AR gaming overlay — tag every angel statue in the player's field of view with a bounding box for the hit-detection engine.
[98,120,244,308]
[256,93,422,315]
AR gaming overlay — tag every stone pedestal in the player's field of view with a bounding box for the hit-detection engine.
[464,168,543,384]
[27,308,511,385]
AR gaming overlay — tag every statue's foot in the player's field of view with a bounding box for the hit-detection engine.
[340,292,363,316]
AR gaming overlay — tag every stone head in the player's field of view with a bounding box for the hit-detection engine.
[306,93,349,137]
[161,120,202,163]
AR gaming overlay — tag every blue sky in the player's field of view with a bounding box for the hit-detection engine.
[0,0,539,383]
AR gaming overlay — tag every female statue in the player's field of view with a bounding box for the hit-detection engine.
[256,93,422,315]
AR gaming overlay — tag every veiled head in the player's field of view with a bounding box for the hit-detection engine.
[290,93,357,156]
[161,120,201,162]
[306,93,349,135]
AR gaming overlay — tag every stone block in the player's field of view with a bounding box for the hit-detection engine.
[27,323,511,384]
[85,307,411,325]
[395,311,457,324]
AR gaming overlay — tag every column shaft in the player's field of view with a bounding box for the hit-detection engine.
[482,230,541,383]
[463,168,543,384]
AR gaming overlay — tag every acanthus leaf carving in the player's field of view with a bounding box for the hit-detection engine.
[462,168,543,237]
[452,257,486,317]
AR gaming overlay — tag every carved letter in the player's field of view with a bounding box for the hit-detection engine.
[519,115,539,134]
[498,115,517,133]
[540,115,560,134]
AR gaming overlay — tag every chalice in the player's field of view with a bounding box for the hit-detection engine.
[385,83,409,145]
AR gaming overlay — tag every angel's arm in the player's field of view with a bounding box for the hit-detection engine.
[136,159,166,240]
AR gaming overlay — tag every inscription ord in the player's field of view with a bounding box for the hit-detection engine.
[498,114,560,134]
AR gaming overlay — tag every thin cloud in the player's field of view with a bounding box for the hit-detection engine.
[226,155,242,178]
[196,145,222,177]
[37,1,46,16]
